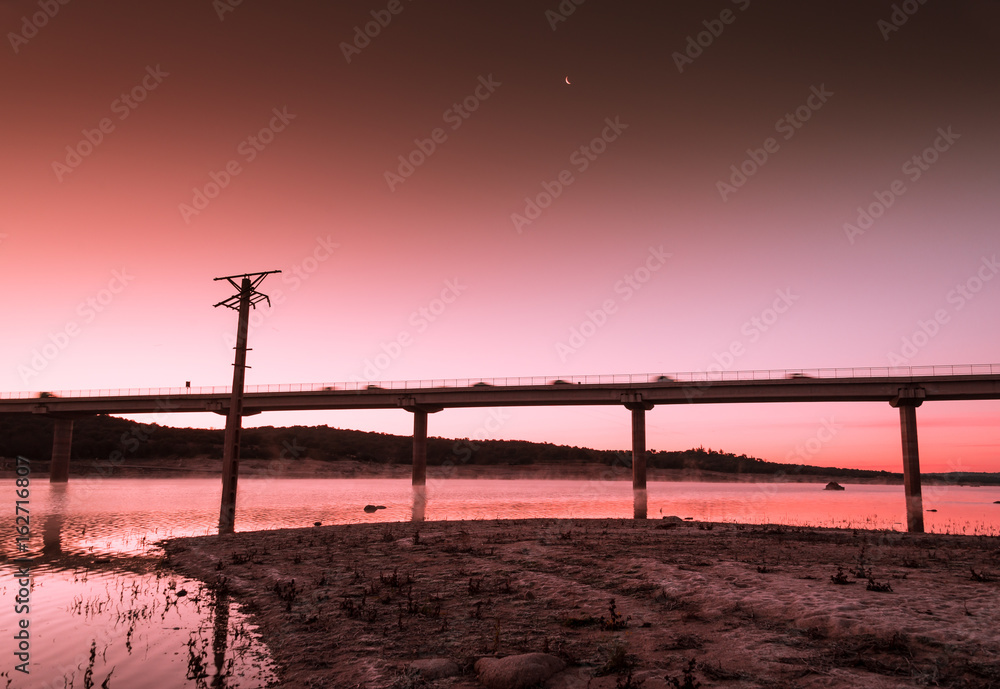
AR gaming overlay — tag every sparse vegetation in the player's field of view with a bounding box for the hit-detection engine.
[596,638,634,676]
[162,518,1000,688]
[830,566,853,585]
[866,578,893,593]
[665,658,702,689]
[600,598,630,631]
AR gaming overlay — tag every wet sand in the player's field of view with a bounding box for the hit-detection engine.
[161,519,1000,688]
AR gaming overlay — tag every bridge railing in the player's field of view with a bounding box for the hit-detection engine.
[2,363,998,400]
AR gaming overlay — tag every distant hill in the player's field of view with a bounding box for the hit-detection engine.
[1,414,998,484]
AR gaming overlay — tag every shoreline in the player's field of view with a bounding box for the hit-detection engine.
[162,518,1000,688]
[10,458,985,485]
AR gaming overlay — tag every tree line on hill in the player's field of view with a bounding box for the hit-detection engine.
[1,414,996,483]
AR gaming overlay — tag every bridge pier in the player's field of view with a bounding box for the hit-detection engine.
[625,400,654,519]
[50,417,74,483]
[412,409,428,487]
[891,388,926,533]
[403,402,443,487]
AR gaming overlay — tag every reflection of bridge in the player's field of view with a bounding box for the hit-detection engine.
[5,364,1000,533]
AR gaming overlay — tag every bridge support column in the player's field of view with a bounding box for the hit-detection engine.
[624,400,654,519]
[412,409,428,487]
[50,418,73,483]
[891,388,926,533]
[403,402,444,488]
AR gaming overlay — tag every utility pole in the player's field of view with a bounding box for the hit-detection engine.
[214,270,280,534]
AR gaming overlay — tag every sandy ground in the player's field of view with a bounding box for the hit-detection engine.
[161,518,1000,689]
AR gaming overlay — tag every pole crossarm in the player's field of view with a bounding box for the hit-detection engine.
[213,270,281,310]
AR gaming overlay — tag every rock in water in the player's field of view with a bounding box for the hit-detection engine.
[475,653,566,689]
[363,505,378,513]
[824,481,845,491]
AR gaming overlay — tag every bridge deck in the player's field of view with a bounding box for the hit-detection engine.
[3,370,1000,415]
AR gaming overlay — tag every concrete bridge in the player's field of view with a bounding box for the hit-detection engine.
[4,364,999,532]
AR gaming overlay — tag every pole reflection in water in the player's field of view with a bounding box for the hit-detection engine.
[43,483,68,557]
[213,590,231,688]
[412,485,426,523]
[634,487,647,519]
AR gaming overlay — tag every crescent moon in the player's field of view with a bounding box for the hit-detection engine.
[565,76,571,85]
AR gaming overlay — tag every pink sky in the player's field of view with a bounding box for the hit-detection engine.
[3,1,999,472]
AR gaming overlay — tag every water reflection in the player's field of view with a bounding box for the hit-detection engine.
[42,482,67,557]
[412,484,426,522]
[213,591,231,688]
[0,481,277,689]
[634,487,647,519]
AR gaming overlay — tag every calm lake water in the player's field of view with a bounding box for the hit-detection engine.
[2,476,998,688]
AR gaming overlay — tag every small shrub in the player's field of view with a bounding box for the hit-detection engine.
[616,668,645,689]
[600,598,630,631]
[830,567,852,585]
[665,658,701,689]
[866,578,893,593]
[596,639,634,676]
